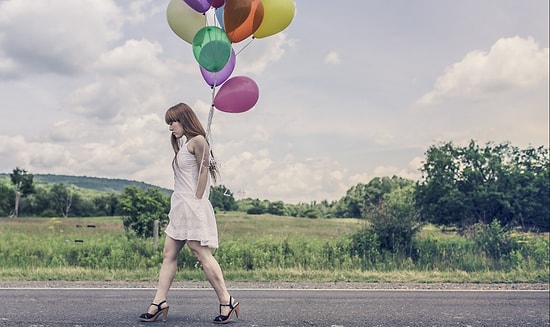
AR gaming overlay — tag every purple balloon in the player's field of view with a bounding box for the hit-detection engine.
[214,76,259,113]
[200,48,235,87]
[183,0,211,13]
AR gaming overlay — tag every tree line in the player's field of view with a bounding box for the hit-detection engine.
[1,141,548,235]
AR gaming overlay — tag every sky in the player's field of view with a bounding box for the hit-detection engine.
[0,0,548,204]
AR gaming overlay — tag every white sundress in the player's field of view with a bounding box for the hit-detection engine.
[164,141,218,248]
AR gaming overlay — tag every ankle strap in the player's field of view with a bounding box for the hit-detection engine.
[219,296,236,309]
[151,300,167,309]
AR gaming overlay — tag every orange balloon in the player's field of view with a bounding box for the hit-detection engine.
[223,0,264,43]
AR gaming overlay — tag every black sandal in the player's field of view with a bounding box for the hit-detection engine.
[213,296,240,324]
[139,300,169,322]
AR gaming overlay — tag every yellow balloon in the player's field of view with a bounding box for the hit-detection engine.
[166,0,206,44]
[253,0,295,38]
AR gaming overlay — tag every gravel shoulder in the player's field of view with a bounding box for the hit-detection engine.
[0,280,547,290]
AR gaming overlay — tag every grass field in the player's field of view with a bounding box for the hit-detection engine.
[0,215,547,283]
[216,212,365,239]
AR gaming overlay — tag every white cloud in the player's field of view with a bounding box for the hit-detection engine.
[372,156,424,182]
[0,53,17,76]
[403,36,549,153]
[45,120,90,143]
[0,135,78,174]
[347,172,371,186]
[94,39,169,76]
[236,33,295,75]
[324,51,341,65]
[68,39,175,121]
[216,150,354,203]
[417,36,549,105]
[125,0,165,24]
[0,0,123,77]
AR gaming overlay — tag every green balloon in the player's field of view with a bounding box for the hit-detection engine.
[192,26,231,73]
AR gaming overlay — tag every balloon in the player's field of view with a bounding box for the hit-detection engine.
[211,0,225,8]
[183,0,211,13]
[215,5,225,30]
[253,0,295,38]
[223,0,264,43]
[192,26,232,72]
[200,48,236,86]
[214,76,259,113]
[166,0,206,44]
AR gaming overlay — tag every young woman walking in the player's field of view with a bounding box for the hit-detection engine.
[139,103,239,324]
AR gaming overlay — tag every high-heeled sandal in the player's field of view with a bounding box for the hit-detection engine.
[139,300,169,322]
[213,296,240,324]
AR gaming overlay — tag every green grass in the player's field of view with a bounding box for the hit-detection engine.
[0,215,547,283]
[216,212,365,238]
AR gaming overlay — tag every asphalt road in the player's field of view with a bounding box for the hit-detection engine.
[0,287,548,327]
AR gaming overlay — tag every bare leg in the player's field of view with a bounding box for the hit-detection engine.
[148,236,185,313]
[187,240,233,314]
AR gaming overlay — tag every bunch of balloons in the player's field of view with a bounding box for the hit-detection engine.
[166,0,296,117]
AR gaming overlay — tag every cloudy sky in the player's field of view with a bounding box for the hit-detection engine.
[1,0,548,204]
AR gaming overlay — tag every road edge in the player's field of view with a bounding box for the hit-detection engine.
[0,280,548,290]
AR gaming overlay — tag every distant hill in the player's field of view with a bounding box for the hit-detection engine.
[0,173,172,195]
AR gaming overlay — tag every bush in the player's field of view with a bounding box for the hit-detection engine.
[366,185,422,256]
[349,227,381,270]
[412,236,484,272]
[473,219,516,267]
[119,186,169,238]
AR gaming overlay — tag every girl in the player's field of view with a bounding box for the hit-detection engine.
[139,103,239,324]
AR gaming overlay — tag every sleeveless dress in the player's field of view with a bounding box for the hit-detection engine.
[164,141,218,248]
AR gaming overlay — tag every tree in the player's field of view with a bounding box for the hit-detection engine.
[506,145,549,230]
[267,201,285,215]
[119,186,170,238]
[50,183,74,218]
[0,183,15,216]
[246,199,265,214]
[415,142,467,227]
[67,193,93,217]
[315,200,335,218]
[209,185,237,211]
[416,141,549,231]
[339,183,367,218]
[28,186,55,216]
[92,193,119,216]
[9,167,34,217]
[332,176,414,218]
[282,202,319,218]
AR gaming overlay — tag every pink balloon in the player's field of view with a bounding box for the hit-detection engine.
[184,0,211,13]
[213,76,259,113]
[211,0,225,8]
[200,48,236,87]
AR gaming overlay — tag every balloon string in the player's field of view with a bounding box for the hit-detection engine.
[236,37,255,56]
[205,8,215,27]
[211,8,220,28]
[206,85,216,146]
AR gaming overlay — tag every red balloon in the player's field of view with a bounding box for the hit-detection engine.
[214,76,259,113]
[223,0,264,43]
[211,0,225,8]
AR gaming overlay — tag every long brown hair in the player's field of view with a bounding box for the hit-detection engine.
[165,103,219,182]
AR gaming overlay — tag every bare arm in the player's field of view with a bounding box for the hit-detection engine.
[189,135,210,199]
